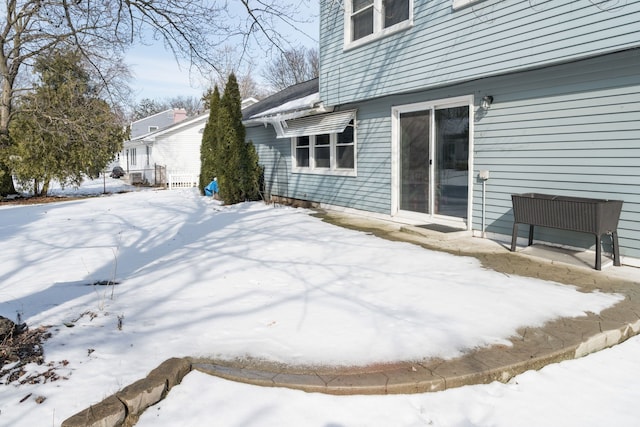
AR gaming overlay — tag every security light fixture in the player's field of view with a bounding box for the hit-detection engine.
[482,95,494,109]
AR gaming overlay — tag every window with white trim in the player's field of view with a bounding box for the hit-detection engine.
[130,148,137,166]
[336,123,355,169]
[292,120,356,175]
[345,0,412,47]
[295,136,310,168]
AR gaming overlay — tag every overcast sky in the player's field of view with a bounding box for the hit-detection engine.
[125,2,319,103]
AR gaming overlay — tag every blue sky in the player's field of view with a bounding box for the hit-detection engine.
[125,2,319,102]
[125,43,208,101]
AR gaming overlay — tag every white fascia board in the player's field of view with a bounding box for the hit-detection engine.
[148,112,210,138]
[243,104,334,128]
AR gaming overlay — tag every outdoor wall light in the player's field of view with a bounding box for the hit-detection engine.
[482,95,494,109]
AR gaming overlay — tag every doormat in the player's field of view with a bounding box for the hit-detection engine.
[416,224,464,233]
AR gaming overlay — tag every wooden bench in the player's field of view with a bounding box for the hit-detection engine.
[510,193,623,270]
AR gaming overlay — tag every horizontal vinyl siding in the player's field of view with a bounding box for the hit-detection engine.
[131,111,175,138]
[248,108,393,214]
[320,0,640,105]
[472,50,640,259]
[247,126,291,198]
[155,126,203,174]
[253,48,640,260]
[285,109,393,214]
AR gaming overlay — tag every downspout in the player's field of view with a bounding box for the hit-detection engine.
[482,180,486,238]
[479,170,490,237]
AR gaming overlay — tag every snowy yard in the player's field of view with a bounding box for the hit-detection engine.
[0,179,638,426]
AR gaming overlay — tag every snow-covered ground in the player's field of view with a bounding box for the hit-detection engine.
[0,178,637,426]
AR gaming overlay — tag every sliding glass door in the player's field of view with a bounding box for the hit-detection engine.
[434,106,469,218]
[400,110,431,214]
[394,97,471,223]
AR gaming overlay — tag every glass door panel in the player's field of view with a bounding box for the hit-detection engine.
[399,110,430,214]
[435,106,469,219]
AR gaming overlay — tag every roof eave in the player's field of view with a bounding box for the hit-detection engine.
[243,104,334,128]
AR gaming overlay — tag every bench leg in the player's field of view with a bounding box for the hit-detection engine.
[595,234,602,271]
[528,225,534,247]
[511,223,519,252]
[612,231,621,267]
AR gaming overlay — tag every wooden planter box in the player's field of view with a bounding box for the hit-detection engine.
[510,193,623,270]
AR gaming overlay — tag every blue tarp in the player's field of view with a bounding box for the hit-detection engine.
[204,179,218,196]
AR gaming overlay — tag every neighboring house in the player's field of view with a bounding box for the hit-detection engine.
[130,108,188,139]
[244,0,640,266]
[122,112,209,186]
[111,108,189,177]
[118,100,260,187]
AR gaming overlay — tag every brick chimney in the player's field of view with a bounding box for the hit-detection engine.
[172,108,187,124]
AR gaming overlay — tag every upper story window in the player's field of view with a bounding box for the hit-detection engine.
[351,0,374,40]
[384,0,410,27]
[346,0,412,48]
[148,126,158,133]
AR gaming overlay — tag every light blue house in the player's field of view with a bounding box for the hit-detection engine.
[244,0,640,266]
[130,108,188,139]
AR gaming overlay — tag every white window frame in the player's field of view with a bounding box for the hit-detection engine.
[291,124,357,177]
[148,126,158,133]
[390,95,474,228]
[344,0,414,50]
[130,147,137,166]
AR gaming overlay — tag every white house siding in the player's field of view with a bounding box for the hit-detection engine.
[320,0,640,107]
[122,114,208,185]
[152,125,203,180]
[124,142,151,182]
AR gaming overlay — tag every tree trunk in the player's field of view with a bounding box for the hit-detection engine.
[0,163,16,196]
[41,180,50,197]
[0,68,17,196]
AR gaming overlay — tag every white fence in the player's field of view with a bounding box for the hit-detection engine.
[168,171,199,190]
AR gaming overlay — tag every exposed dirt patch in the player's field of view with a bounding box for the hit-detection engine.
[0,188,139,206]
[0,322,67,385]
[0,195,88,206]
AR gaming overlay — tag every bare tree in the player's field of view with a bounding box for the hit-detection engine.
[0,0,313,195]
[202,45,272,102]
[164,96,203,116]
[130,96,203,121]
[130,98,168,122]
[208,72,271,101]
[307,47,320,79]
[262,46,319,92]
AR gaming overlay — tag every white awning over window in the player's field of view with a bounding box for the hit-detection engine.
[276,110,356,139]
